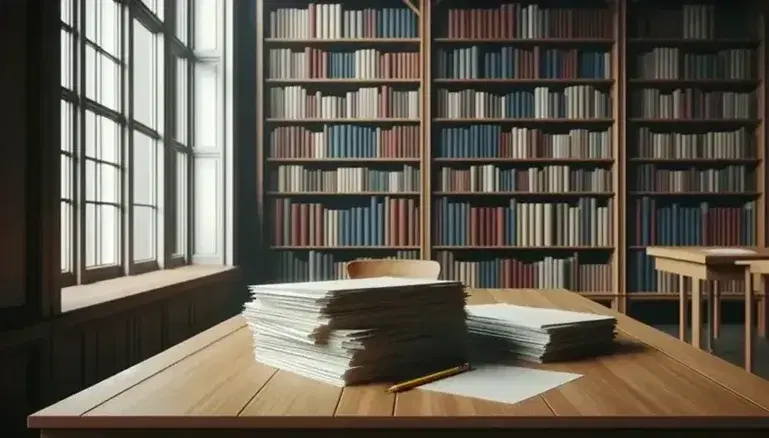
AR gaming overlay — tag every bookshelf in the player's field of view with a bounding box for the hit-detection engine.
[255,0,768,312]
[625,0,765,309]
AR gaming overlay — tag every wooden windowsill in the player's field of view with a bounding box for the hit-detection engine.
[60,265,239,321]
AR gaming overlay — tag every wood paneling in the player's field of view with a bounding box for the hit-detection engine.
[0,276,239,437]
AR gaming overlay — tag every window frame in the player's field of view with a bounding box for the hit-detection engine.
[60,0,195,287]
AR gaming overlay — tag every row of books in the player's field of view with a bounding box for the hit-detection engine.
[631,165,754,193]
[267,48,420,80]
[273,197,420,247]
[436,126,611,159]
[443,4,612,39]
[630,89,755,119]
[629,198,755,247]
[270,250,420,283]
[436,251,612,291]
[434,47,610,80]
[269,125,420,159]
[633,127,754,159]
[436,165,611,193]
[435,86,611,119]
[267,4,418,40]
[433,198,612,247]
[630,252,745,293]
[632,48,755,80]
[631,4,755,40]
[270,165,420,193]
[269,86,420,119]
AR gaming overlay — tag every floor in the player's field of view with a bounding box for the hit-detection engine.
[652,324,769,380]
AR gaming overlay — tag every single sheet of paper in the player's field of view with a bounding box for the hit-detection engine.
[418,364,581,405]
[702,248,756,255]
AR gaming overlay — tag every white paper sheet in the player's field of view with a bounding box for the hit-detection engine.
[702,248,756,255]
[467,303,614,329]
[418,364,581,405]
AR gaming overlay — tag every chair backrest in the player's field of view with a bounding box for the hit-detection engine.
[345,259,441,280]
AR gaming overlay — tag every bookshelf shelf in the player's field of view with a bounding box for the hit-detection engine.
[255,0,768,311]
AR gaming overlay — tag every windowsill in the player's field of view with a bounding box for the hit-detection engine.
[60,265,239,317]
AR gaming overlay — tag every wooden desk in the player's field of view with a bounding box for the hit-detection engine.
[646,247,769,359]
[28,289,769,435]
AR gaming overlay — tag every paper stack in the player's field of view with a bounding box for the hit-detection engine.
[243,277,469,386]
[466,304,617,363]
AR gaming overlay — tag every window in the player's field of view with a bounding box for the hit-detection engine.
[60,0,199,286]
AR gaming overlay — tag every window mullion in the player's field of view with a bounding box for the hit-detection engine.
[125,4,135,273]
[76,0,87,283]
[185,0,195,261]
[163,0,174,264]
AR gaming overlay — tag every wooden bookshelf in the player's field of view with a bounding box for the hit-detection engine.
[624,0,765,312]
[255,0,768,312]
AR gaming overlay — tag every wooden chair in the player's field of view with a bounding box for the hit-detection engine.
[345,259,441,280]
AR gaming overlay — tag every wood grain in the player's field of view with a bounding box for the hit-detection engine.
[28,288,769,432]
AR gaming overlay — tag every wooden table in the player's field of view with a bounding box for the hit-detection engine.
[28,289,769,436]
[646,247,769,361]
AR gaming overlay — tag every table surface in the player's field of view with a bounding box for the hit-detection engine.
[646,246,769,265]
[28,289,769,429]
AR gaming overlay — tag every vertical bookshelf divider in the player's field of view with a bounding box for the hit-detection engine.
[614,0,627,312]
[420,0,431,259]
[757,4,768,331]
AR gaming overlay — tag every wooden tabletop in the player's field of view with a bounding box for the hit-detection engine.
[646,246,769,265]
[28,289,769,430]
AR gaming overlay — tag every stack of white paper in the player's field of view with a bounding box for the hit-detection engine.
[466,304,617,363]
[243,277,469,386]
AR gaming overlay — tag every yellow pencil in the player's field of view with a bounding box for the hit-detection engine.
[386,363,472,393]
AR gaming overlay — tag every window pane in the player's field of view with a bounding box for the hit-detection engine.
[61,100,74,153]
[61,153,72,199]
[85,0,122,57]
[133,205,156,261]
[194,0,218,51]
[61,29,75,89]
[194,62,218,147]
[176,0,189,45]
[85,110,121,162]
[85,202,120,267]
[85,203,120,267]
[175,57,188,144]
[133,22,162,131]
[98,163,120,204]
[133,130,156,206]
[175,151,188,255]
[85,159,96,201]
[61,0,73,25]
[61,201,72,272]
[85,45,122,112]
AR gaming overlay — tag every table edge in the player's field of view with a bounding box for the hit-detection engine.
[28,415,769,430]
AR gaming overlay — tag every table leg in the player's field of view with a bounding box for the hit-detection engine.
[679,276,688,342]
[691,278,702,350]
[745,269,755,374]
[706,283,715,353]
[759,278,767,338]
[712,283,720,339]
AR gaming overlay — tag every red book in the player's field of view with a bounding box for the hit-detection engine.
[398,199,407,246]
